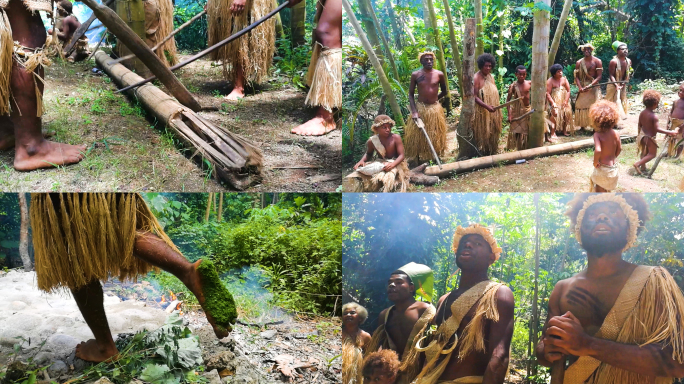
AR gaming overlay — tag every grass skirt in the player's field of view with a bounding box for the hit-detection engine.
[149,0,179,67]
[548,87,574,135]
[473,75,502,156]
[404,101,447,161]
[637,132,658,158]
[605,84,628,114]
[506,103,530,151]
[305,46,341,112]
[0,10,11,116]
[31,193,180,292]
[345,160,410,193]
[668,117,683,157]
[574,83,601,128]
[207,0,275,84]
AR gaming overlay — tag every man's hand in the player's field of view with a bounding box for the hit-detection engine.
[287,0,304,6]
[230,0,246,14]
[578,86,586,93]
[47,28,54,35]
[545,312,593,357]
[552,104,558,117]
[667,130,678,137]
[541,335,570,363]
[383,163,396,172]
[594,159,600,168]
[485,104,496,113]
[353,161,365,170]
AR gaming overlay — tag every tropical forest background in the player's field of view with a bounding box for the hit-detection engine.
[343,193,684,382]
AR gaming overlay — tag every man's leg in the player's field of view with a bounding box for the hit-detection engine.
[5,0,86,171]
[71,280,119,362]
[225,63,246,101]
[291,0,341,136]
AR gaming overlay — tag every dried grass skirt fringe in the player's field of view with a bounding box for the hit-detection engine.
[31,193,180,292]
[0,10,12,116]
[305,47,341,112]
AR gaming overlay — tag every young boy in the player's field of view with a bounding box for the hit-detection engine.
[634,90,678,174]
[505,65,532,150]
[666,84,684,158]
[362,350,400,384]
[589,100,622,192]
[345,115,409,192]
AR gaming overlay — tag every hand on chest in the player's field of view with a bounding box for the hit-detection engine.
[560,281,623,330]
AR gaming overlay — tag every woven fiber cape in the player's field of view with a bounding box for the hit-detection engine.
[473,74,502,156]
[342,335,363,384]
[564,266,684,384]
[413,281,503,384]
[604,58,630,113]
[364,305,436,384]
[31,193,180,292]
[574,60,601,128]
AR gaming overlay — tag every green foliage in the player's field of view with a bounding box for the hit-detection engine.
[173,1,208,52]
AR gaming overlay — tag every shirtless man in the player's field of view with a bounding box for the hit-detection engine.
[536,193,684,384]
[546,63,573,138]
[47,0,88,62]
[574,44,603,132]
[606,41,631,119]
[403,52,448,163]
[666,84,684,158]
[0,0,86,170]
[366,263,436,384]
[473,54,502,156]
[414,225,514,384]
[589,100,621,192]
[505,66,531,150]
[633,90,677,175]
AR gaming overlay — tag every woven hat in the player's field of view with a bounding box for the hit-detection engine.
[612,41,627,53]
[578,43,595,51]
[371,115,395,133]
[418,51,436,61]
[452,224,502,262]
[574,194,641,252]
[396,262,434,302]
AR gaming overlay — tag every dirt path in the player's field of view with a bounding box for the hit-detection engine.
[345,90,683,192]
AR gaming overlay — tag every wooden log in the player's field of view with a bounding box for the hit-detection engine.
[425,134,636,178]
[64,0,115,56]
[95,51,262,190]
[80,0,202,112]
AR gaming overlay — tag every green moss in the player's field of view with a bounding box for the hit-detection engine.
[197,259,238,332]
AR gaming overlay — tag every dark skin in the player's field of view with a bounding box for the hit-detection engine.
[546,71,571,137]
[536,202,684,379]
[667,86,684,157]
[608,46,630,91]
[0,0,87,169]
[575,48,603,92]
[353,123,405,172]
[47,9,81,44]
[342,307,372,351]
[592,126,621,192]
[71,233,234,362]
[474,62,497,113]
[507,69,531,116]
[634,102,677,173]
[432,234,515,384]
[375,273,431,359]
[408,55,447,119]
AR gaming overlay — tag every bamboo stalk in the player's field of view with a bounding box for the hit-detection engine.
[86,28,108,62]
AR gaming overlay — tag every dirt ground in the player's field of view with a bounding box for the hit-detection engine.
[0,54,341,192]
[345,87,684,192]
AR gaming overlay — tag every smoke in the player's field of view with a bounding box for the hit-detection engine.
[221,266,291,324]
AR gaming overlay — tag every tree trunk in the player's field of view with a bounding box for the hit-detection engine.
[80,0,201,112]
[205,192,213,222]
[18,193,32,272]
[548,0,573,72]
[532,193,541,376]
[497,9,505,85]
[528,0,551,149]
[273,0,285,39]
[426,0,451,114]
[217,193,224,222]
[474,0,484,57]
[441,0,463,95]
[573,2,587,42]
[344,0,406,126]
[290,0,306,46]
[357,0,384,58]
[385,0,403,49]
[457,18,478,159]
[607,0,616,42]
[423,0,433,45]
[361,0,400,80]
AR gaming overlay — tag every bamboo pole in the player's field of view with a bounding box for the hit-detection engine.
[425,0,451,114]
[474,0,483,57]
[343,0,405,126]
[205,193,213,222]
[548,0,573,73]
[457,18,478,159]
[427,134,637,177]
[363,0,400,80]
[441,0,463,95]
[528,0,551,148]
[217,192,224,222]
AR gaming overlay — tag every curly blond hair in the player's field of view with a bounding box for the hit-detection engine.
[362,350,400,378]
[589,100,619,132]
[642,89,661,108]
[418,51,436,61]
[342,302,368,324]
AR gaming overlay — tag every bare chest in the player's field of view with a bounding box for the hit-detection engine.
[559,280,625,334]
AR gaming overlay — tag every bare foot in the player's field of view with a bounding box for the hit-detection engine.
[14,139,87,171]
[75,339,118,363]
[223,88,245,101]
[0,129,56,151]
[291,116,337,136]
[185,259,237,339]
[633,164,643,175]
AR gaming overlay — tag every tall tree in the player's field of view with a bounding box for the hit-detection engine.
[423,0,434,45]
[290,0,306,46]
[528,0,551,148]
[359,0,400,80]
[357,0,386,61]
[205,192,214,222]
[385,0,403,49]
[18,193,32,272]
[441,0,464,95]
[474,0,484,57]
[426,0,451,113]
[217,193,224,223]
[548,0,573,72]
[344,0,406,126]
[457,18,478,159]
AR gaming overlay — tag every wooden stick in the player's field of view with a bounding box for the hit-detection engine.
[64,0,115,56]
[115,2,289,94]
[493,97,521,111]
[647,136,672,178]
[111,10,207,65]
[81,0,201,111]
[582,80,628,91]
[550,358,565,384]
[414,117,442,169]
[86,28,108,62]
[511,108,535,122]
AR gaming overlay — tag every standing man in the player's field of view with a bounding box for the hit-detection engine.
[291,0,342,136]
[505,65,532,151]
[605,41,631,119]
[536,193,684,384]
[206,0,276,100]
[413,224,514,384]
[574,44,603,132]
[403,52,448,164]
[473,54,502,156]
[0,0,86,170]
[366,262,436,384]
